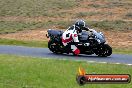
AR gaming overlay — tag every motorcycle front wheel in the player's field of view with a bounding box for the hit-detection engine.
[94,44,112,57]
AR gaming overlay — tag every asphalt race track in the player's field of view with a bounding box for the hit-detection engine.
[0,45,132,64]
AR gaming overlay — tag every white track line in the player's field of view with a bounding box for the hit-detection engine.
[98,62,107,64]
[86,60,132,66]
[115,63,121,64]
[42,57,132,66]
[87,61,95,63]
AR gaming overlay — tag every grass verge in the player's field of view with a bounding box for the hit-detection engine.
[113,48,132,54]
[0,38,132,54]
[0,38,48,47]
[0,54,131,88]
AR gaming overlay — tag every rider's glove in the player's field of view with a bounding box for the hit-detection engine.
[83,43,90,46]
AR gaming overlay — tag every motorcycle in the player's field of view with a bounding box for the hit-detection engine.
[46,29,112,57]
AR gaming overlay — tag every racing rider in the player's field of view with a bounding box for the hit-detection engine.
[62,20,90,55]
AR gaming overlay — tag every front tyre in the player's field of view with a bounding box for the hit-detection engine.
[95,44,112,57]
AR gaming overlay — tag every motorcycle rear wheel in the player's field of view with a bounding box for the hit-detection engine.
[48,40,63,54]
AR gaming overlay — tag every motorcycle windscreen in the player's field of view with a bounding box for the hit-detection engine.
[95,32,106,43]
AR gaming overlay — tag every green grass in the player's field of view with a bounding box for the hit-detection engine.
[75,12,102,17]
[0,0,76,17]
[87,20,132,31]
[0,0,131,18]
[0,21,74,34]
[0,21,45,34]
[75,12,113,18]
[86,0,132,9]
[125,12,132,19]
[0,20,131,34]
[113,48,132,54]
[0,54,131,88]
[0,38,48,47]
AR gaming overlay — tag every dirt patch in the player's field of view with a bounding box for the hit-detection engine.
[0,29,132,48]
[0,29,48,41]
[103,30,132,48]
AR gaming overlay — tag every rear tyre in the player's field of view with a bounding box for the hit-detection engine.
[48,40,63,54]
[95,44,112,57]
